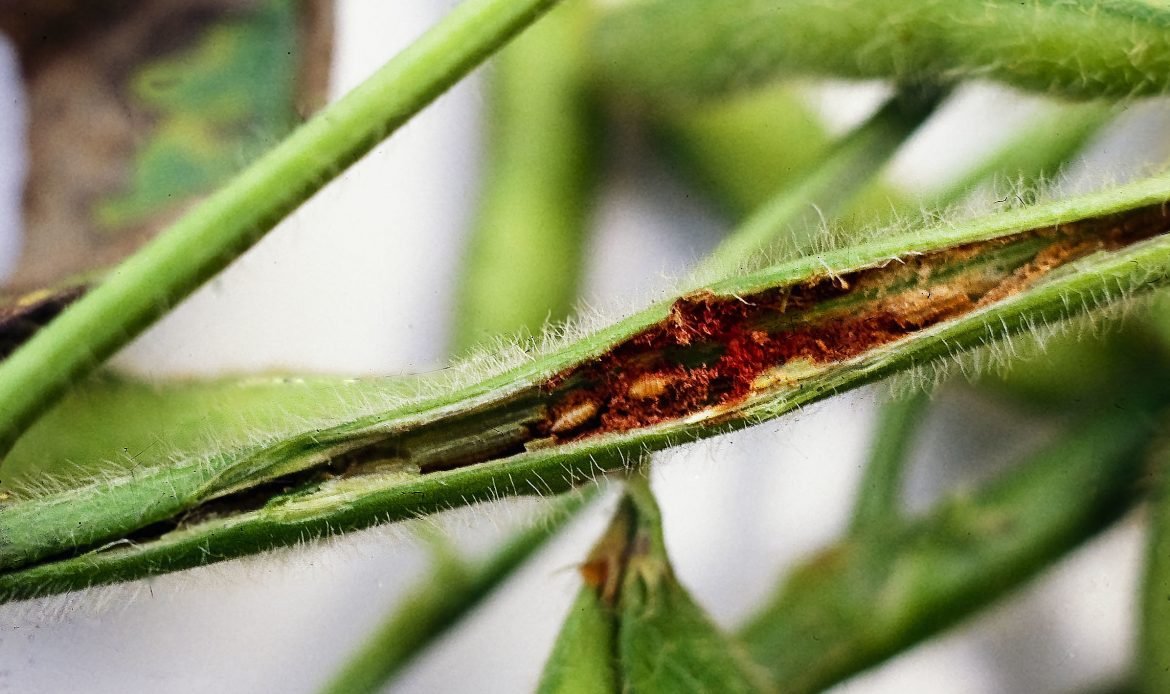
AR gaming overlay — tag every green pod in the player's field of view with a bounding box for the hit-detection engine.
[591,0,1170,103]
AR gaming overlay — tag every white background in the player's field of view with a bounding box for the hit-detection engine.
[3,2,1170,692]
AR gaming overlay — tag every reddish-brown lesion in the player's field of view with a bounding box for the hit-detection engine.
[540,204,1170,443]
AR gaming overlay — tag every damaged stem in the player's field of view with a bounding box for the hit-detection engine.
[0,0,564,459]
[3,175,1170,600]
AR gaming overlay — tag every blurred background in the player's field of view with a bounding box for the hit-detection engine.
[3,1,1170,692]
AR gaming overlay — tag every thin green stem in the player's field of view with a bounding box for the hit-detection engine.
[591,0,1170,103]
[849,391,929,534]
[697,87,944,276]
[319,491,594,694]
[0,0,563,459]
[652,87,847,219]
[1141,439,1170,693]
[740,407,1163,694]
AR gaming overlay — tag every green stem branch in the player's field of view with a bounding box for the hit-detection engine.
[741,408,1163,694]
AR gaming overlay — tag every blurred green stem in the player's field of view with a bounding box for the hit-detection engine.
[740,408,1161,694]
[849,391,929,534]
[926,103,1114,208]
[590,0,1170,103]
[1141,439,1170,693]
[319,491,594,694]
[653,87,846,219]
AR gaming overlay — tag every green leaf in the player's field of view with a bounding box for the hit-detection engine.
[95,0,304,230]
[539,567,620,694]
[539,480,771,693]
[538,588,619,694]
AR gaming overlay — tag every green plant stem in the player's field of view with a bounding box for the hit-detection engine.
[3,176,1170,600]
[697,87,944,275]
[537,583,619,694]
[616,477,775,693]
[652,86,910,224]
[319,490,593,694]
[926,103,1114,209]
[653,87,842,219]
[849,391,929,534]
[1141,442,1170,693]
[451,0,596,354]
[740,408,1162,694]
[590,0,1170,104]
[0,0,563,460]
[330,83,930,691]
